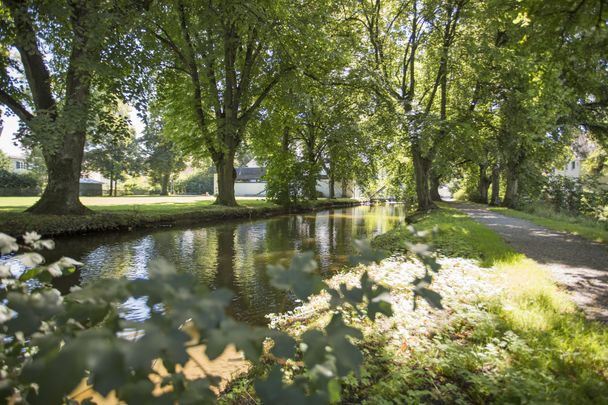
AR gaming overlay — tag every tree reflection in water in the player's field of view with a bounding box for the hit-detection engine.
[38,204,406,324]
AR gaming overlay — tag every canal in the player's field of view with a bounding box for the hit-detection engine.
[9,204,406,324]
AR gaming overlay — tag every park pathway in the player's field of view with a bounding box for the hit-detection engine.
[450,202,608,322]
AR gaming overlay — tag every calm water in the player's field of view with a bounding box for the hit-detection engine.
[6,204,406,324]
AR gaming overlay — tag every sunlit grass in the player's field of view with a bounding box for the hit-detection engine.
[0,196,277,213]
[490,205,608,244]
[363,205,608,403]
[374,203,522,267]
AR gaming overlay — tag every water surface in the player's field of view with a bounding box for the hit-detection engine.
[12,204,406,324]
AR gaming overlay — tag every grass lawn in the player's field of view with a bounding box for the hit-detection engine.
[0,195,274,213]
[489,205,608,244]
[0,196,358,236]
[227,205,608,404]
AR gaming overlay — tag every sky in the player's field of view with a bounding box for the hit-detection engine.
[0,107,144,158]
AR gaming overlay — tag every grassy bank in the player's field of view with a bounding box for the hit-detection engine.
[374,204,521,267]
[489,205,608,244]
[224,206,608,404]
[0,197,359,237]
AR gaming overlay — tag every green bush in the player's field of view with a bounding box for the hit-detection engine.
[0,230,434,404]
[0,169,39,189]
[0,169,40,196]
[175,171,214,195]
[533,175,608,226]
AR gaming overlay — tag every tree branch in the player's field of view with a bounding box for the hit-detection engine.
[239,67,293,123]
[3,0,55,112]
[0,88,33,123]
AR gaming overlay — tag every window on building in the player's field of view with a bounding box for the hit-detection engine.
[15,161,23,169]
[571,161,576,170]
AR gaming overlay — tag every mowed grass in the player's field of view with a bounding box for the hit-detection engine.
[0,196,275,214]
[489,205,608,244]
[365,205,608,403]
[0,196,358,236]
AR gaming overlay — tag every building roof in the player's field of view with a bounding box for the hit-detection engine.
[235,167,266,181]
[79,178,104,184]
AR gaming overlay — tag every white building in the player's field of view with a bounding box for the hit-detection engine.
[552,133,596,179]
[213,161,361,198]
[553,158,583,178]
[6,153,29,173]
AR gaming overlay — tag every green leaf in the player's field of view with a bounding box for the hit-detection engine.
[327,378,342,403]
[206,319,265,361]
[269,331,297,359]
[254,367,312,405]
[349,240,388,265]
[414,287,443,310]
[267,252,326,300]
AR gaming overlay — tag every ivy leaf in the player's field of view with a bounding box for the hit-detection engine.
[413,286,443,310]
[301,329,328,370]
[360,272,393,320]
[269,330,297,359]
[124,319,191,371]
[349,240,388,265]
[327,378,342,403]
[118,380,173,405]
[254,366,311,405]
[186,288,233,331]
[325,314,363,377]
[267,252,326,301]
[86,340,128,396]
[178,379,216,405]
[206,319,265,361]
[5,289,64,335]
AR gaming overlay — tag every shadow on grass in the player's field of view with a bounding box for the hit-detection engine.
[341,259,608,404]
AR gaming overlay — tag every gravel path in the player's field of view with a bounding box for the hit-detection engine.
[451,202,608,322]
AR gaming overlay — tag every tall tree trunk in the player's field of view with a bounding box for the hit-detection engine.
[14,0,93,215]
[113,179,118,197]
[430,173,442,202]
[26,134,88,214]
[412,144,436,212]
[502,166,519,208]
[160,173,170,196]
[109,172,114,197]
[329,172,335,199]
[215,150,238,206]
[341,179,347,198]
[282,126,290,201]
[478,164,491,204]
[490,164,501,206]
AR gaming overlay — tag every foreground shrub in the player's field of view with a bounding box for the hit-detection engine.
[0,231,441,404]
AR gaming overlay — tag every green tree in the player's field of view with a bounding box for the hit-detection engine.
[0,0,146,214]
[0,149,10,171]
[147,0,339,206]
[84,102,141,196]
[142,110,185,196]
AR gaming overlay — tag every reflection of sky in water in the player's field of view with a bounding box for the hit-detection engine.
[1,205,406,325]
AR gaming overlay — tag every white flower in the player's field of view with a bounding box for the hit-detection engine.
[0,233,18,255]
[46,257,83,278]
[46,263,62,277]
[15,253,45,267]
[0,265,11,278]
[0,304,16,324]
[37,239,55,250]
[58,257,83,267]
[22,231,41,245]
